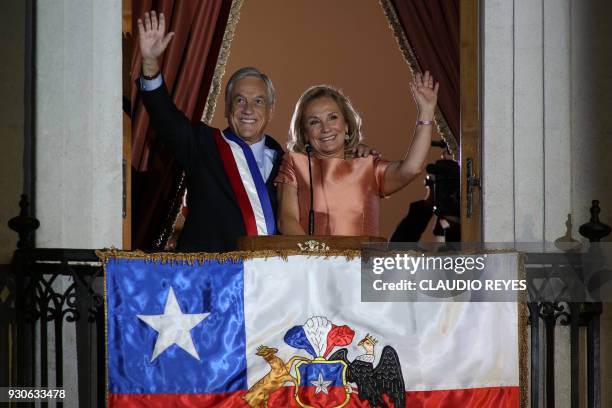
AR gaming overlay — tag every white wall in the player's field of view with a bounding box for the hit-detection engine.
[483,0,574,245]
[483,0,612,406]
[35,0,123,249]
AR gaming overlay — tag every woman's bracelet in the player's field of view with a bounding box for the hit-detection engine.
[417,120,434,126]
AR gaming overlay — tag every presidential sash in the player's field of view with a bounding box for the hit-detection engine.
[213,128,276,235]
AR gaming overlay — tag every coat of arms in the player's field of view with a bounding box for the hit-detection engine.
[243,316,405,408]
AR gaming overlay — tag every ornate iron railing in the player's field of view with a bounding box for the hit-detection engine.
[3,249,104,407]
[526,252,603,408]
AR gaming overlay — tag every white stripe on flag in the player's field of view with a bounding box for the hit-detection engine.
[221,133,268,235]
[242,255,520,391]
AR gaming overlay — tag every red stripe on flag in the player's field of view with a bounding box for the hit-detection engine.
[110,386,519,407]
[213,130,258,235]
[406,386,520,407]
[109,392,245,407]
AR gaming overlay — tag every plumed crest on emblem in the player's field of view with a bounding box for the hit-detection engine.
[359,333,378,346]
[284,316,355,358]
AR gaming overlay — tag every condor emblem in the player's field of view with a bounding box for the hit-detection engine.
[243,316,405,408]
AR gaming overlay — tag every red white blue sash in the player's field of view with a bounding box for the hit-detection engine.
[213,128,276,236]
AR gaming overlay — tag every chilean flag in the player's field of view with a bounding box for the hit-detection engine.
[105,253,521,407]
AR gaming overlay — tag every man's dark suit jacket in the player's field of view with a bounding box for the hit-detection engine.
[141,82,284,252]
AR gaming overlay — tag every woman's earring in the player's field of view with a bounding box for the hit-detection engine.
[345,133,350,142]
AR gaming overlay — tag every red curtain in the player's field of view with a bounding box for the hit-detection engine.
[130,0,232,249]
[389,0,460,143]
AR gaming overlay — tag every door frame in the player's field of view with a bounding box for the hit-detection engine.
[460,0,482,243]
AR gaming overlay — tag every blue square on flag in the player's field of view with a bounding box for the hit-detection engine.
[106,258,247,394]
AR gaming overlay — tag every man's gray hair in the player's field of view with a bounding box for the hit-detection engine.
[224,67,276,111]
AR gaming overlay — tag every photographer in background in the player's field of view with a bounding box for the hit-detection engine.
[390,141,459,242]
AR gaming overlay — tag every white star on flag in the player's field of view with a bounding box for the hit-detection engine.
[137,286,209,362]
[310,372,333,395]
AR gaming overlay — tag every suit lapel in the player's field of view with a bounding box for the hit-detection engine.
[264,136,285,217]
[264,135,285,188]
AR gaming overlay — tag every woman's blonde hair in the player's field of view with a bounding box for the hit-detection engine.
[288,85,363,154]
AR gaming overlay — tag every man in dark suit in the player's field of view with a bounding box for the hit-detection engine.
[137,11,283,252]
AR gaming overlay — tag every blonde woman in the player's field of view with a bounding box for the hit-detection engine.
[275,72,438,236]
